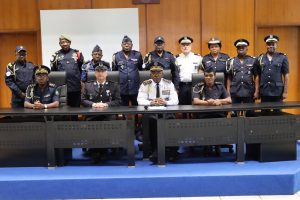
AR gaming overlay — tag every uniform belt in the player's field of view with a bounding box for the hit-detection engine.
[179,82,192,85]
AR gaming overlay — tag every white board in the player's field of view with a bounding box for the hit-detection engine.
[40,8,139,68]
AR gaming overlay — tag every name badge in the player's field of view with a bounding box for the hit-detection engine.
[162,90,170,95]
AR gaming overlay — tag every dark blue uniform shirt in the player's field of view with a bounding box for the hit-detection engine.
[50,48,84,92]
[143,51,179,89]
[5,61,35,106]
[81,60,110,82]
[25,82,59,104]
[226,55,256,97]
[112,50,143,95]
[202,53,230,74]
[254,52,289,97]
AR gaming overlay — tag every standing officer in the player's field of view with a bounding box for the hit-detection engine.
[254,35,289,113]
[5,46,35,108]
[81,45,110,82]
[24,65,59,109]
[226,39,259,116]
[81,63,121,163]
[50,34,84,107]
[175,36,202,106]
[112,35,143,106]
[137,62,179,163]
[143,36,179,89]
[201,37,230,75]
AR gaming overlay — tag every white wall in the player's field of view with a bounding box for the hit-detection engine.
[40,8,139,68]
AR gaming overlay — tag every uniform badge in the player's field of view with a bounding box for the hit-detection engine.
[72,53,78,61]
[44,94,50,98]
[131,58,137,61]
[6,71,11,77]
[58,55,64,61]
[89,94,93,100]
[162,90,170,95]
[106,90,110,96]
[55,90,59,96]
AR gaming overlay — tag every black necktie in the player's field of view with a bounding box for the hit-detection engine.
[156,83,160,98]
[99,84,103,93]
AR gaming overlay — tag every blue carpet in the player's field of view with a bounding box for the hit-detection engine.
[0,142,300,199]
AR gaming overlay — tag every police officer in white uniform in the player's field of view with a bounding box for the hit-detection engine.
[137,62,179,163]
[175,36,202,105]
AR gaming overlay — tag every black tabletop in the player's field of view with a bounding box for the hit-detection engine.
[1,101,300,116]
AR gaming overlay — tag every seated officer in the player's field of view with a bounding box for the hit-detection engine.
[192,66,232,156]
[81,63,121,163]
[24,65,59,109]
[137,62,179,163]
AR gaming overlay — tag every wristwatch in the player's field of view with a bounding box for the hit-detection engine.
[44,104,48,109]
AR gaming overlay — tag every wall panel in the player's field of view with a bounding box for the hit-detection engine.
[0,33,38,108]
[255,0,300,26]
[0,0,38,31]
[202,0,254,57]
[93,0,146,55]
[146,0,201,55]
[38,0,92,10]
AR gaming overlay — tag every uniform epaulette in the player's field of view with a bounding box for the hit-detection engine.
[195,82,205,87]
[248,55,256,59]
[7,62,14,68]
[84,60,91,65]
[49,83,56,87]
[278,52,287,56]
[142,79,152,85]
[162,78,171,83]
[28,83,36,88]
[165,51,173,55]
[215,82,223,85]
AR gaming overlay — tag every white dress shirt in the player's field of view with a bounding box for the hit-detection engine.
[175,52,202,82]
[137,78,179,106]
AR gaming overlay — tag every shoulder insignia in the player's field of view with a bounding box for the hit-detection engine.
[165,51,173,55]
[162,78,171,83]
[49,83,56,87]
[142,79,152,85]
[278,52,287,56]
[215,82,223,85]
[84,60,91,65]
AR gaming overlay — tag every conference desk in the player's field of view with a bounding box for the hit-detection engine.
[0,102,300,167]
[0,107,136,167]
[145,102,300,166]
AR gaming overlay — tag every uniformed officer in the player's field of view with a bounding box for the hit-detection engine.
[175,36,202,105]
[81,63,121,163]
[50,34,84,107]
[112,35,143,106]
[24,65,59,109]
[137,62,178,106]
[226,39,259,116]
[143,36,180,89]
[193,66,232,156]
[81,63,121,112]
[193,66,232,117]
[5,46,35,108]
[201,37,230,75]
[254,35,289,108]
[81,45,110,82]
[137,62,179,163]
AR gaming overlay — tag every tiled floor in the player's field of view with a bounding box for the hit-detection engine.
[90,191,300,200]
